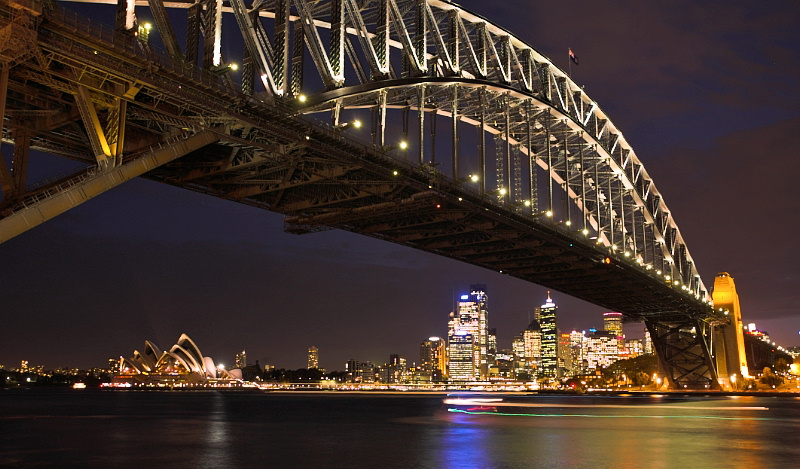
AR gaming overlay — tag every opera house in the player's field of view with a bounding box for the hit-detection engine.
[111,334,243,388]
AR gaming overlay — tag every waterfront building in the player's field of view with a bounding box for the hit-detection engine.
[115,334,242,386]
[570,330,587,373]
[583,330,620,371]
[522,319,542,374]
[623,339,644,359]
[419,337,447,381]
[558,333,578,376]
[235,350,247,369]
[448,331,475,382]
[387,354,407,383]
[345,360,375,383]
[308,346,319,369]
[488,328,498,370]
[494,350,516,379]
[537,291,558,378]
[643,327,654,355]
[512,335,525,378]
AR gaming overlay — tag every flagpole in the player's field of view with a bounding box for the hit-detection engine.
[568,47,572,77]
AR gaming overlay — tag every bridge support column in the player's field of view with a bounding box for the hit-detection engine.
[712,272,749,389]
[645,317,720,390]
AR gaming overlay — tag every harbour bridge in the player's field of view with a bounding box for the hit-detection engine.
[0,0,749,389]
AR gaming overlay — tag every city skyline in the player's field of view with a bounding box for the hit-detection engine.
[1,0,799,370]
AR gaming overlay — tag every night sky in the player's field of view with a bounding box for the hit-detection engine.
[2,0,799,371]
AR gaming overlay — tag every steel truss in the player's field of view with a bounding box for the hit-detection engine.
[0,0,726,388]
[646,318,719,390]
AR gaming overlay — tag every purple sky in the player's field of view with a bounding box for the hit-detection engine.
[2,0,799,370]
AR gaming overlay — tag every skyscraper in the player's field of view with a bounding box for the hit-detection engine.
[235,350,247,369]
[420,337,447,381]
[447,331,475,382]
[537,291,558,378]
[447,284,489,381]
[522,319,542,374]
[307,346,319,369]
[603,312,623,338]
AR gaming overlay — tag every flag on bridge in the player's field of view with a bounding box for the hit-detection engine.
[569,48,579,65]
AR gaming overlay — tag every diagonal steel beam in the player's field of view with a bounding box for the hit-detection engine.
[0,131,219,243]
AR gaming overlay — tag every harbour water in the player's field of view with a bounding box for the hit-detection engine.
[2,389,799,468]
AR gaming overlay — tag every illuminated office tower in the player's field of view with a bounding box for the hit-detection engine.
[388,354,407,383]
[603,312,623,338]
[235,350,247,369]
[308,346,319,369]
[570,330,586,372]
[583,330,620,370]
[522,319,542,374]
[448,285,489,380]
[420,337,447,381]
[512,335,526,377]
[643,326,654,355]
[447,331,475,382]
[536,291,558,378]
[488,328,498,369]
[558,333,577,376]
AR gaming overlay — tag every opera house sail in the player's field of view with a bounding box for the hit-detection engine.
[112,334,243,387]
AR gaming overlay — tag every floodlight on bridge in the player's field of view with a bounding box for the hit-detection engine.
[334,119,362,130]
[211,63,238,75]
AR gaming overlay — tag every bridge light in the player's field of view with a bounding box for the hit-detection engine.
[582,229,589,235]
[565,220,572,226]
[603,257,612,264]
[673,281,680,285]
[144,22,152,30]
[436,204,441,209]
[352,119,362,129]
[399,140,408,150]
[499,188,507,196]
[664,275,670,280]
[298,94,307,103]
[524,200,531,207]
[624,251,630,257]
[230,63,238,71]
[546,210,553,217]
[470,174,479,182]
[393,170,398,176]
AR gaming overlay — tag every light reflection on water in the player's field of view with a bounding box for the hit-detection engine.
[1,390,799,468]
